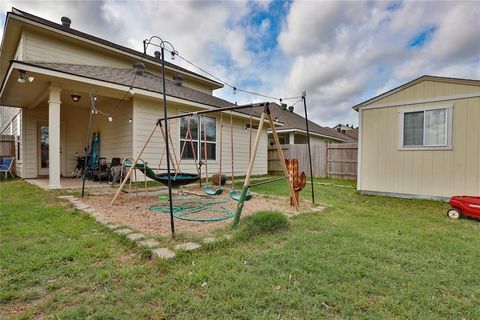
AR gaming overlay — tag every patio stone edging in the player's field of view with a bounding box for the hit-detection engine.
[57,196,235,260]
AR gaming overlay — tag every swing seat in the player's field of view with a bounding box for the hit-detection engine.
[157,173,200,187]
[203,185,224,196]
[230,189,252,201]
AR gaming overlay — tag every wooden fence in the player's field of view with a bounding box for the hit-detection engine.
[268,143,357,179]
[0,135,16,174]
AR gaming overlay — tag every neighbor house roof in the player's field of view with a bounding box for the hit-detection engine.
[353,75,480,111]
[6,7,223,89]
[254,103,353,142]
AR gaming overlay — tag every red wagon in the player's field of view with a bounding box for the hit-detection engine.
[447,196,480,221]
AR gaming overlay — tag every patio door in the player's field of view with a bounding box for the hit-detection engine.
[37,122,66,176]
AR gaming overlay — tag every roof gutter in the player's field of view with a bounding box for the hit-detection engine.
[270,128,349,142]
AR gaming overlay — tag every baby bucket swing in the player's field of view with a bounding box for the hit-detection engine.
[203,114,224,196]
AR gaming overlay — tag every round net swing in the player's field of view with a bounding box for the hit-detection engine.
[148,194,234,222]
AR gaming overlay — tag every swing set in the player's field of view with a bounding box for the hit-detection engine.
[110,102,301,229]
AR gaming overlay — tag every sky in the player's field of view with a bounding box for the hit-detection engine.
[1,0,479,127]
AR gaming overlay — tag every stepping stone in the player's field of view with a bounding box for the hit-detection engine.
[57,195,74,199]
[75,203,90,210]
[152,248,176,260]
[106,223,123,230]
[114,228,133,235]
[138,239,161,248]
[127,233,146,241]
[203,237,216,244]
[174,242,201,251]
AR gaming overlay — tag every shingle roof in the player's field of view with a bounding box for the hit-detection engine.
[9,7,223,88]
[18,61,237,110]
[253,103,354,142]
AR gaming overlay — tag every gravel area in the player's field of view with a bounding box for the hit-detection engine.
[82,188,322,237]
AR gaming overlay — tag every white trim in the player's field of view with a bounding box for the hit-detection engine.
[271,128,349,142]
[357,93,479,111]
[398,104,453,151]
[357,108,363,190]
[9,13,223,89]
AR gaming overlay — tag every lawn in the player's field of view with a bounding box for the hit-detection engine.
[1,178,479,319]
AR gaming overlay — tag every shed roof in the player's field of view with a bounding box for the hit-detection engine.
[353,75,480,111]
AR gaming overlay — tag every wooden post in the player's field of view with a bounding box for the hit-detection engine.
[268,113,300,210]
[110,123,158,206]
[232,111,267,228]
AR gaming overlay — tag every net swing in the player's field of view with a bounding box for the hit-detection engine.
[203,114,224,196]
[125,119,201,187]
[229,109,252,201]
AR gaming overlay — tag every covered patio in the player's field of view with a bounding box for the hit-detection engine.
[0,60,134,189]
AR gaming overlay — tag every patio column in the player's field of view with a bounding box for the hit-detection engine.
[289,132,295,145]
[48,85,62,189]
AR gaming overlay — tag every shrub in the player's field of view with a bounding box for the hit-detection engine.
[236,211,288,239]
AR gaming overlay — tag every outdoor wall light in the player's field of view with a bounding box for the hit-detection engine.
[17,70,34,83]
[70,94,81,102]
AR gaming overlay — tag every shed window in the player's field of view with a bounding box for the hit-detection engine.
[400,106,452,149]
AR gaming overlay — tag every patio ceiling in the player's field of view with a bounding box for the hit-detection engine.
[0,61,132,109]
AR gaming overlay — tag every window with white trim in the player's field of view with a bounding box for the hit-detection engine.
[179,114,216,160]
[400,106,452,149]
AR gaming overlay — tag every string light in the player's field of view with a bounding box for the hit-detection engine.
[108,114,113,122]
[129,118,133,124]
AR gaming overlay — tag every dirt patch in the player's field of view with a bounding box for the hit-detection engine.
[82,187,322,238]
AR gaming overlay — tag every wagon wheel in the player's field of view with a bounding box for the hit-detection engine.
[447,208,462,219]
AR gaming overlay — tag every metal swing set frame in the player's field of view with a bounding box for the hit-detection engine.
[110,102,303,230]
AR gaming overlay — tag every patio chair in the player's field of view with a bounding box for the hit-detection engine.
[0,157,15,179]
[109,157,123,185]
[92,157,109,182]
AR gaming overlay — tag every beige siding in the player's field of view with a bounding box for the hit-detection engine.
[21,99,133,178]
[14,32,25,60]
[132,97,268,180]
[22,30,213,94]
[359,86,480,198]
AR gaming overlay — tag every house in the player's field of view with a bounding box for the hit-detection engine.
[354,75,480,200]
[0,8,271,189]
[259,103,353,146]
[332,123,358,141]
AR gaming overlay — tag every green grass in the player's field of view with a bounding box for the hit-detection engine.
[235,211,289,240]
[1,178,479,319]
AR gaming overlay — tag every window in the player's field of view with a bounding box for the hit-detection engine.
[179,114,216,160]
[400,106,452,149]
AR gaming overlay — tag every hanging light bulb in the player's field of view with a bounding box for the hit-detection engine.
[129,118,132,124]
[108,114,113,122]
[233,86,237,95]
[91,107,98,115]
[128,87,134,95]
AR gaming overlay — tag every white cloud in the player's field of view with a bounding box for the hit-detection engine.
[1,0,478,128]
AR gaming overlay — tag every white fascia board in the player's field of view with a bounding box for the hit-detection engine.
[355,92,480,111]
